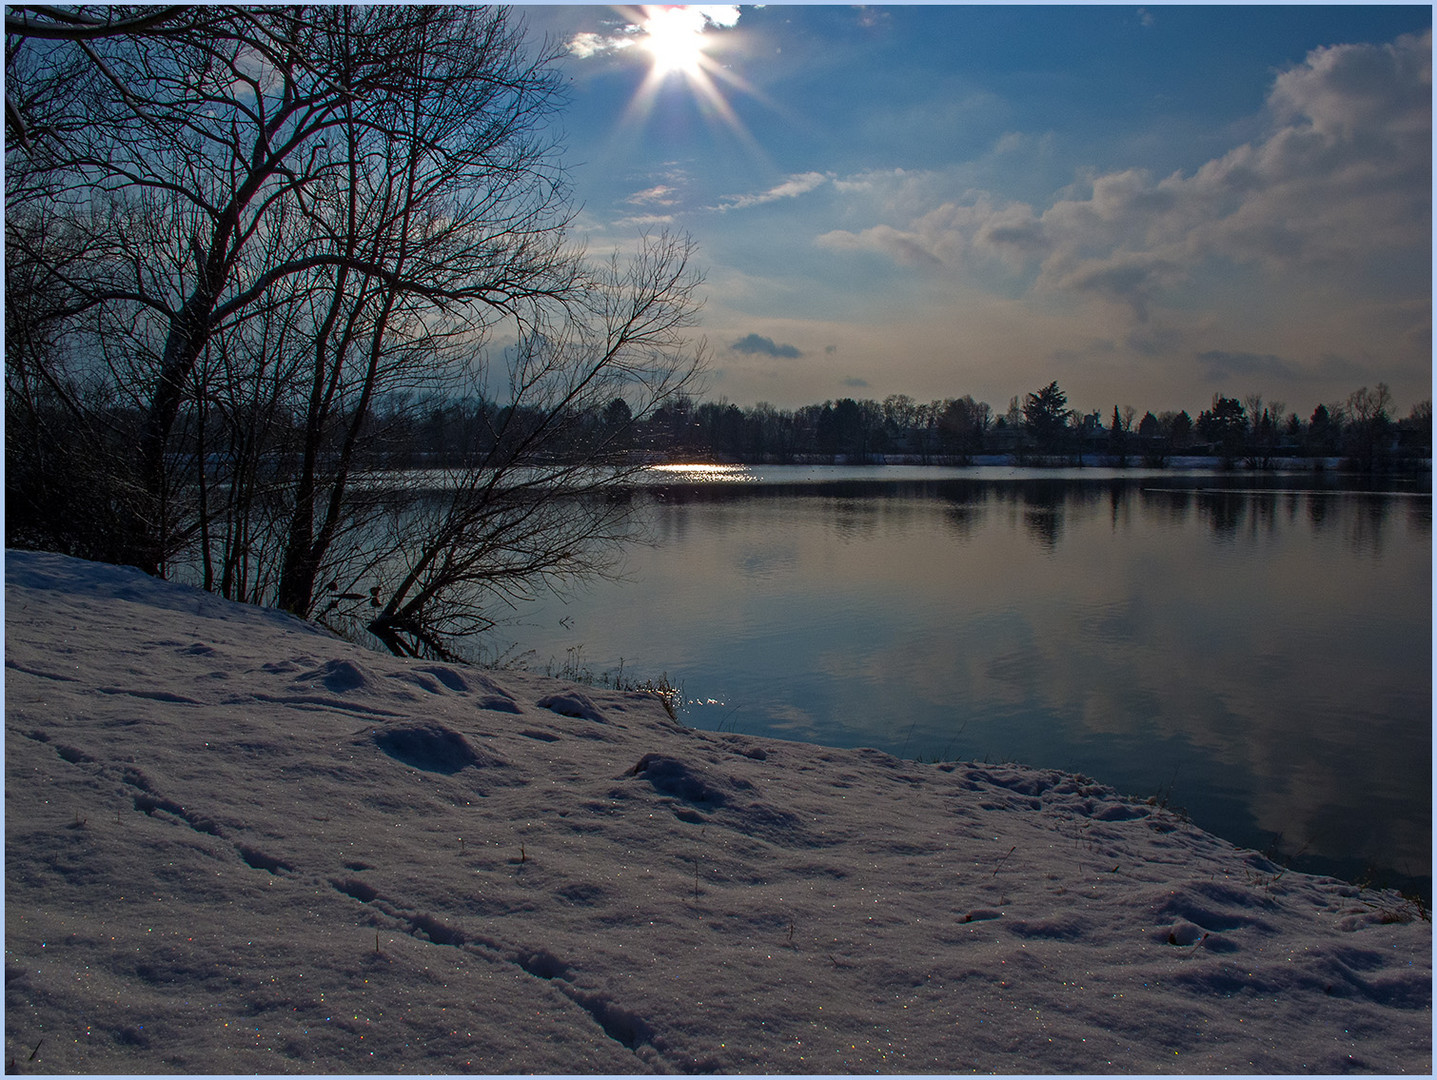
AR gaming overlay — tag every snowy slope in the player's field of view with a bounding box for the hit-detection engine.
[4,550,1430,1074]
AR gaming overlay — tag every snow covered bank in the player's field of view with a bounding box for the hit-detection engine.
[5,550,1431,1074]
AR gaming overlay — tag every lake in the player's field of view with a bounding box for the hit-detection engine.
[482,464,1432,897]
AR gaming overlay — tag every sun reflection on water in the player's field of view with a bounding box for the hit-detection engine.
[645,463,757,483]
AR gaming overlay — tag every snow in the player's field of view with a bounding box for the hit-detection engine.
[4,549,1431,1074]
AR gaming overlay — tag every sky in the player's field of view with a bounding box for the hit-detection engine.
[515,4,1432,418]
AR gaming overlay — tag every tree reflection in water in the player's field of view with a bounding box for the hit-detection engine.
[495,468,1431,898]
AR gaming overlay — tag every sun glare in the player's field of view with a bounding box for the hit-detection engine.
[611,5,774,165]
[643,7,708,76]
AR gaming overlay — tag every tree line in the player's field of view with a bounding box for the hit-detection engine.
[6,5,703,656]
[387,380,1431,473]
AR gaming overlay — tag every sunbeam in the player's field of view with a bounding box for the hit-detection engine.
[613,4,770,160]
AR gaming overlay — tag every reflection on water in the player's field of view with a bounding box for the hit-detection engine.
[644,463,758,483]
[499,470,1432,896]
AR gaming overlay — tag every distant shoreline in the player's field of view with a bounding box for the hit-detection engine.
[633,452,1433,473]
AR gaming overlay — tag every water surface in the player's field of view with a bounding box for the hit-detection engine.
[492,466,1432,895]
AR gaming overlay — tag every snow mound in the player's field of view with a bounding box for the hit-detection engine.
[627,752,729,805]
[4,550,1431,1075]
[392,664,524,713]
[367,720,494,775]
[296,657,377,693]
[538,690,607,721]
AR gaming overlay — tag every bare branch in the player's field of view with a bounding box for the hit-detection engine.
[9,6,708,654]
[5,6,195,42]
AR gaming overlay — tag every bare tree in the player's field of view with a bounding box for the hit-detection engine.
[9,7,578,569]
[881,393,917,450]
[1345,383,1394,472]
[1347,384,1393,427]
[939,394,991,462]
[359,233,705,657]
[8,6,707,655]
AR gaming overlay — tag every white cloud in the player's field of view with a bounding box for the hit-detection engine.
[614,213,677,228]
[815,223,942,267]
[627,184,680,206]
[816,200,981,268]
[691,6,743,31]
[819,30,1432,325]
[715,171,832,212]
[566,29,637,60]
[828,167,957,222]
[567,6,743,62]
[1269,30,1431,142]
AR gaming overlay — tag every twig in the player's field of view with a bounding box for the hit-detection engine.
[992,845,1016,877]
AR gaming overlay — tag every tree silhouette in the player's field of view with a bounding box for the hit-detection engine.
[1023,381,1071,455]
[7,7,704,654]
[1345,384,1393,473]
[1197,395,1247,462]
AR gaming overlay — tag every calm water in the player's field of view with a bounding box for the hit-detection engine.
[490,465,1432,895]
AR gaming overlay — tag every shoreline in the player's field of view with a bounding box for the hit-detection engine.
[505,638,1434,907]
[636,452,1434,473]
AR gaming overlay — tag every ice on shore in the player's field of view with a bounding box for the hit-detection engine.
[4,550,1431,1073]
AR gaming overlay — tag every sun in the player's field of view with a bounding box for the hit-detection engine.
[611,5,775,164]
[641,7,709,77]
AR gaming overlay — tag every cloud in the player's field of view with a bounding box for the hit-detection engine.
[566,29,638,60]
[614,213,677,228]
[1123,325,1183,359]
[716,172,831,212]
[975,208,1048,267]
[815,224,942,267]
[1269,30,1431,142]
[731,333,803,358]
[829,167,953,221]
[567,7,742,62]
[1055,252,1185,322]
[627,185,679,206]
[842,377,870,389]
[817,30,1431,327]
[691,6,742,30]
[816,200,994,268]
[1195,350,1299,384]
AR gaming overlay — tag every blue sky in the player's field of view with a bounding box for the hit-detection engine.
[521,5,1431,417]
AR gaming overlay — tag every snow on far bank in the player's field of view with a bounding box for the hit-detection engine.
[4,550,1431,1074]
